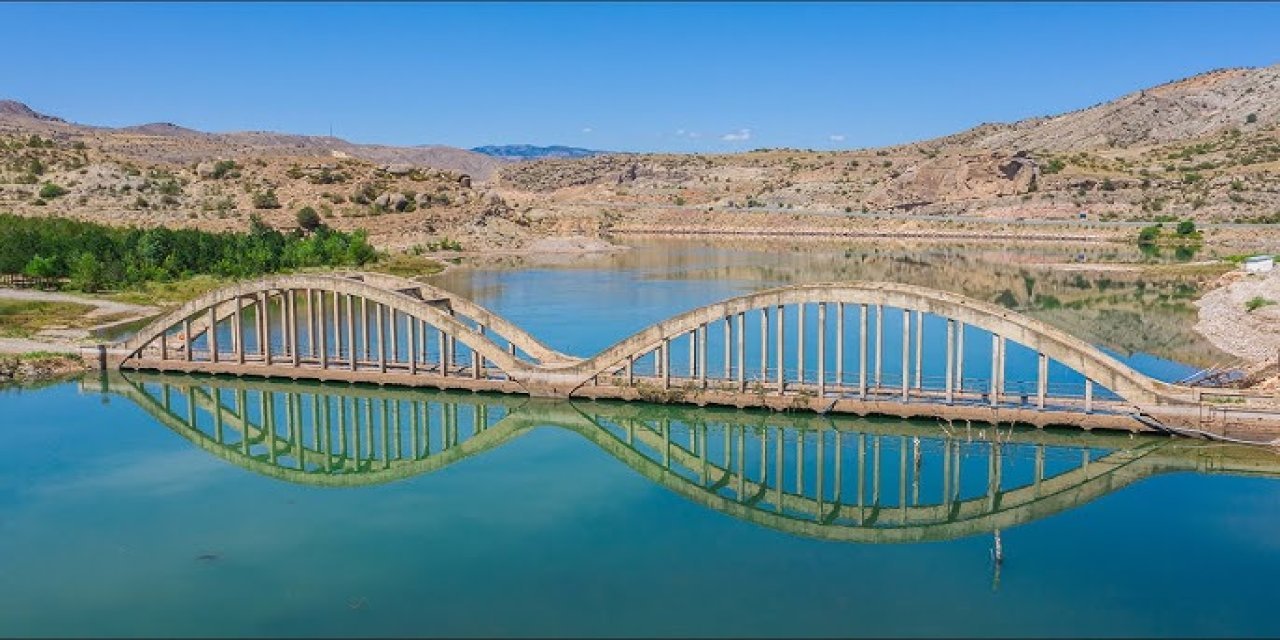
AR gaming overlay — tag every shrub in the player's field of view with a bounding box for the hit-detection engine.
[1246,113,1258,124]
[1246,296,1276,313]
[1176,220,1196,236]
[38,183,68,199]
[1137,225,1161,246]
[296,206,322,231]
[210,160,239,179]
[252,189,281,209]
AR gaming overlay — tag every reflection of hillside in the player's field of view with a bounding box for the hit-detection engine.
[433,239,1229,367]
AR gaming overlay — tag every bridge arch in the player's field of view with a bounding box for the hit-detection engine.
[117,274,563,390]
[558,281,1196,413]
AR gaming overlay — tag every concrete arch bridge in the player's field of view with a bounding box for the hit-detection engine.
[90,272,1280,441]
[99,372,1280,544]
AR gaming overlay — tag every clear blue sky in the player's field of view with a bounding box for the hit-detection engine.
[5,2,1279,152]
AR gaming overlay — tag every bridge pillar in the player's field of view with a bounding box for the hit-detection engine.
[332,289,341,366]
[473,325,483,379]
[159,329,168,362]
[438,326,448,377]
[1037,352,1048,410]
[835,303,845,390]
[361,297,371,363]
[776,304,785,394]
[797,303,805,386]
[233,296,244,365]
[736,311,745,392]
[318,292,329,369]
[990,335,1004,407]
[208,304,218,364]
[260,292,272,366]
[409,317,419,375]
[688,327,697,381]
[376,303,386,374]
[390,308,400,366]
[759,307,768,385]
[945,319,955,405]
[1084,379,1093,413]
[698,325,707,388]
[900,308,909,402]
[914,310,923,391]
[859,304,868,399]
[288,290,300,367]
[874,304,883,391]
[346,295,356,371]
[955,321,965,394]
[817,302,827,398]
[723,316,731,382]
[662,338,671,390]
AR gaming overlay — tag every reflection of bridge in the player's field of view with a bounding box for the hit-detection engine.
[98,372,1280,543]
[88,273,1280,441]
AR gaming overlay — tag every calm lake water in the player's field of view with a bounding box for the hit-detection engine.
[4,239,1279,637]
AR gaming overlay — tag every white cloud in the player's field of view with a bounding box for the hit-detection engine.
[721,128,752,142]
[674,129,703,139]
[581,127,593,134]
[829,134,846,142]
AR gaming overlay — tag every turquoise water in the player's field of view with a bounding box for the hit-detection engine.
[3,241,1279,637]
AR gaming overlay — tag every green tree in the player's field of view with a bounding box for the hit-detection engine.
[22,255,59,279]
[68,252,106,292]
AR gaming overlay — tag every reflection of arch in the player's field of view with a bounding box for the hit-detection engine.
[104,372,1280,543]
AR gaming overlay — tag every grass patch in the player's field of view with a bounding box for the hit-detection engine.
[371,254,447,279]
[1246,296,1276,313]
[103,275,230,307]
[0,300,97,338]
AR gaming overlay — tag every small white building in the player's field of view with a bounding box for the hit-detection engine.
[1244,255,1275,273]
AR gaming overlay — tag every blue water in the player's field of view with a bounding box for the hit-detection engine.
[2,241,1275,637]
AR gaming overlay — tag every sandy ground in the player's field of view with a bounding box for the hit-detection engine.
[1195,269,1280,365]
[0,287,158,354]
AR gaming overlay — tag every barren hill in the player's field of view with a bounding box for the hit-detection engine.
[498,63,1280,224]
[0,101,502,180]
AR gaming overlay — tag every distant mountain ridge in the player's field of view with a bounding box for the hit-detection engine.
[471,144,609,161]
[0,100,501,179]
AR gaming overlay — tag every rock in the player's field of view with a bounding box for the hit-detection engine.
[374,192,409,211]
[415,193,434,207]
[195,161,217,178]
[458,174,472,188]
[382,163,415,176]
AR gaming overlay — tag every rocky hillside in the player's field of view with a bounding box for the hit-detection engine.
[0,100,502,180]
[498,63,1280,223]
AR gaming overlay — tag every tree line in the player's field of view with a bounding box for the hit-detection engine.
[0,213,378,292]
